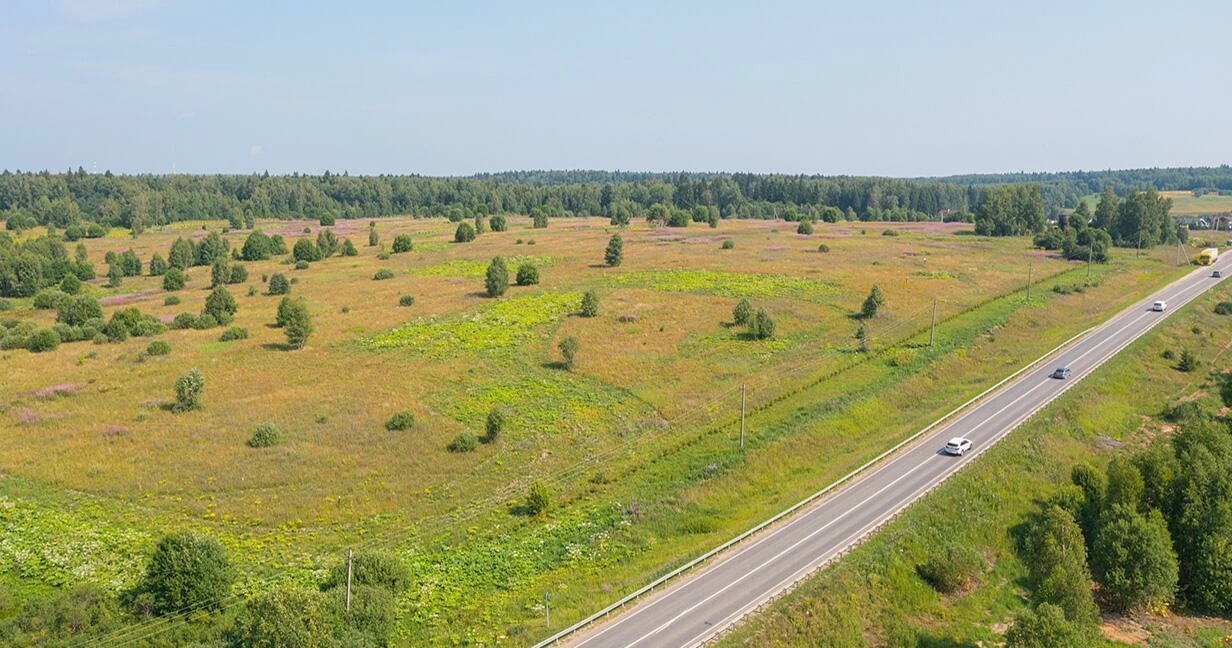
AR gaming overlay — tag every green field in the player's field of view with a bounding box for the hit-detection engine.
[0,216,1190,644]
[720,275,1232,646]
[1080,190,1232,218]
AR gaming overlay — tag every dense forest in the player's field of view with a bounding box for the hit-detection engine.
[1,166,1229,232]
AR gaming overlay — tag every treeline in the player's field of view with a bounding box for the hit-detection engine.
[2,166,1230,231]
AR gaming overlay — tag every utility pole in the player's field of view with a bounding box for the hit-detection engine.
[739,384,746,450]
[1137,230,1142,258]
[345,549,353,612]
[1087,244,1092,280]
[544,592,550,628]
[1026,262,1033,303]
[929,298,937,349]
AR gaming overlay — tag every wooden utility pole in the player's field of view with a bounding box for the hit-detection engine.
[1087,244,1093,280]
[739,385,746,450]
[1026,262,1033,302]
[545,592,550,628]
[929,299,937,348]
[345,549,353,612]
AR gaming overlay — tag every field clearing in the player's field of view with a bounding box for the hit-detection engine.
[0,215,1189,643]
[1080,190,1232,217]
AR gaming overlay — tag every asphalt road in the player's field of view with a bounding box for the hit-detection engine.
[567,258,1230,648]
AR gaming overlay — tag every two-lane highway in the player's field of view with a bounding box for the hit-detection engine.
[563,256,1230,648]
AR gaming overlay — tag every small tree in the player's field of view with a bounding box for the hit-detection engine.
[292,237,318,262]
[1023,505,1100,629]
[267,273,290,295]
[524,481,551,515]
[605,234,624,267]
[391,234,413,253]
[173,368,205,412]
[1177,349,1198,372]
[385,410,414,431]
[281,298,313,349]
[558,336,580,370]
[448,431,478,453]
[917,542,982,594]
[485,257,509,297]
[162,267,186,291]
[210,258,231,287]
[139,532,233,615]
[516,263,540,286]
[854,324,869,352]
[473,214,486,234]
[489,214,507,232]
[57,294,102,326]
[455,222,477,243]
[228,586,340,648]
[107,263,123,288]
[532,212,549,228]
[1004,604,1084,648]
[748,309,775,340]
[580,290,599,317]
[1091,505,1179,612]
[59,272,82,294]
[797,220,814,235]
[861,285,886,318]
[341,238,358,256]
[368,228,379,247]
[315,230,339,258]
[484,408,505,443]
[732,298,753,326]
[247,424,281,448]
[203,286,238,325]
[721,239,734,250]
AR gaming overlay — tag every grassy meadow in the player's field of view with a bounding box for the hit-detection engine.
[0,215,1191,644]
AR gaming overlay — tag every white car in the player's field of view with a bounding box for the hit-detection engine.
[1151,300,1167,312]
[943,437,973,456]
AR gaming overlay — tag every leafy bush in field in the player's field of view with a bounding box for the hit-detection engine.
[280,298,312,349]
[219,327,248,342]
[515,263,539,286]
[138,532,232,614]
[247,424,281,448]
[721,239,734,250]
[27,328,61,352]
[148,253,169,276]
[732,298,753,326]
[489,214,507,232]
[1090,506,1178,611]
[267,273,290,295]
[485,408,505,443]
[1022,505,1100,628]
[917,543,982,594]
[579,290,599,317]
[558,335,579,370]
[193,313,218,330]
[391,234,413,253]
[162,267,186,291]
[107,307,166,340]
[315,230,339,258]
[818,243,830,253]
[173,368,205,412]
[605,234,623,266]
[368,229,379,247]
[1004,603,1084,648]
[59,273,81,295]
[57,294,102,325]
[341,238,358,256]
[294,260,310,270]
[524,481,551,515]
[455,222,477,243]
[172,312,198,329]
[796,220,814,235]
[861,284,886,318]
[881,228,900,237]
[227,586,342,648]
[319,213,335,226]
[203,286,238,325]
[293,238,319,263]
[229,264,248,284]
[324,551,409,594]
[0,299,11,311]
[164,295,180,306]
[1177,349,1198,372]
[32,289,67,310]
[385,410,415,431]
[373,268,394,281]
[748,309,775,340]
[485,257,509,297]
[532,212,549,228]
[448,431,478,453]
[1214,301,1232,315]
[240,231,273,261]
[145,340,171,356]
[398,295,414,307]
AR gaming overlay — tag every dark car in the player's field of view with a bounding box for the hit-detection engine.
[1051,367,1071,379]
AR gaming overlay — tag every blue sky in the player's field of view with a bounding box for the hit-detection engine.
[2,0,1230,176]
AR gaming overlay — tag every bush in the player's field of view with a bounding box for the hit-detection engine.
[485,257,509,297]
[368,229,379,247]
[56,294,102,326]
[173,368,205,412]
[280,298,313,349]
[162,267,186,291]
[917,543,982,594]
[385,410,415,431]
[294,260,310,270]
[32,289,67,310]
[558,335,579,370]
[138,532,232,614]
[818,243,830,253]
[1091,506,1178,611]
[796,220,814,235]
[193,313,218,329]
[210,258,231,287]
[324,550,409,594]
[172,312,198,329]
[732,298,753,326]
[202,286,238,325]
[373,268,395,281]
[532,213,549,228]
[1177,349,1198,372]
[398,295,415,307]
[605,234,624,267]
[1214,301,1232,315]
[881,228,900,237]
[227,586,342,648]
[292,237,319,262]
[145,340,171,356]
[59,273,81,295]
[247,424,281,448]
[1004,604,1084,648]
[861,284,886,318]
[580,290,599,317]
[391,234,413,253]
[27,328,61,352]
[219,327,248,342]
[516,263,540,286]
[268,273,290,295]
[164,295,181,306]
[454,222,477,243]
[448,431,478,453]
[229,264,248,284]
[721,239,734,250]
[485,408,505,443]
[489,214,507,232]
[748,309,775,340]
[524,481,551,515]
[0,299,11,311]
[341,238,358,256]
[319,213,335,226]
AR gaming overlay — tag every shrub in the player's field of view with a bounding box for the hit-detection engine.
[1004,604,1084,648]
[861,284,886,318]
[392,234,413,253]
[319,213,335,226]
[1214,301,1232,315]
[818,243,830,253]
[580,290,599,317]
[447,431,478,453]
[398,295,415,307]
[315,230,339,258]
[524,481,551,515]
[454,222,477,243]
[32,289,67,310]
[56,294,102,326]
[240,231,273,261]
[748,309,775,340]
[721,239,734,250]
[147,253,169,276]
[324,550,409,594]
[173,368,205,412]
[280,298,313,349]
[229,264,248,284]
[881,228,900,237]
[373,268,395,281]
[145,340,171,356]
[168,237,196,270]
[558,335,580,370]
[532,213,549,228]
[247,424,281,448]
[483,408,506,443]
[294,260,309,270]
[732,298,753,326]
[27,328,61,352]
[516,263,540,286]
[219,327,248,342]
[172,312,198,329]
[605,234,624,267]
[193,313,218,329]
[489,214,507,232]
[210,258,232,287]
[1091,506,1178,611]
[368,229,379,247]
[227,586,342,648]
[341,238,358,256]
[59,273,81,295]
[164,295,181,306]
[385,410,414,431]
[917,543,982,594]
[0,299,11,311]
[162,267,186,291]
[138,532,233,614]
[268,273,290,295]
[796,220,814,235]
[202,286,238,325]
[1177,349,1198,372]
[485,257,509,297]
[292,238,319,262]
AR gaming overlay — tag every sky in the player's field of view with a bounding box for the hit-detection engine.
[2,0,1230,177]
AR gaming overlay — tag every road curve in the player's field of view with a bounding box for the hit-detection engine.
[564,257,1230,648]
